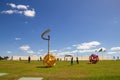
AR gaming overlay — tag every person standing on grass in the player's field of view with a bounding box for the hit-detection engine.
[113,56,115,60]
[76,57,79,64]
[40,56,42,61]
[117,56,119,60]
[28,56,31,63]
[19,57,21,61]
[71,57,73,65]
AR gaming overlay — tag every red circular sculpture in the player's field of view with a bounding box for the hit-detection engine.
[89,54,99,64]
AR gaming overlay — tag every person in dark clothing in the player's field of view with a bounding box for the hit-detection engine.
[40,57,42,61]
[71,57,73,65]
[19,57,21,61]
[28,56,31,63]
[76,57,79,64]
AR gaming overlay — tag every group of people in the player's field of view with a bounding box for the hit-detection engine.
[19,56,43,63]
[71,57,79,65]
[19,56,79,64]
[113,56,120,60]
[28,56,79,64]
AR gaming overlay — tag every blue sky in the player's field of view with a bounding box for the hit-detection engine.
[0,0,120,58]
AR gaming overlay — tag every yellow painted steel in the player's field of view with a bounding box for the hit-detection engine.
[43,54,56,66]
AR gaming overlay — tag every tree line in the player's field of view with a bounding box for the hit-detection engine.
[0,56,9,60]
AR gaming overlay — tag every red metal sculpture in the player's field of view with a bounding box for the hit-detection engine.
[89,54,99,64]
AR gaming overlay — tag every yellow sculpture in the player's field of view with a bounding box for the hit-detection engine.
[41,29,56,67]
[43,54,56,66]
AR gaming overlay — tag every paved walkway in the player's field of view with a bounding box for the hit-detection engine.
[0,73,43,80]
[18,77,43,80]
[0,73,8,76]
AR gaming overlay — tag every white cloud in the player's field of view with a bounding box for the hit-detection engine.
[66,47,71,50]
[55,41,101,56]
[71,50,78,53]
[2,10,23,14]
[24,9,35,17]
[107,52,117,54]
[80,49,95,53]
[2,10,14,14]
[56,49,95,56]
[50,50,58,53]
[37,49,44,55]
[111,47,120,51]
[20,45,30,51]
[7,3,28,10]
[74,41,101,49]
[7,3,16,8]
[17,4,29,10]
[15,38,21,40]
[27,50,34,54]
[57,51,72,56]
[25,21,28,24]
[20,45,34,54]
[18,41,104,56]
[1,3,35,17]
[7,51,12,53]
[39,49,44,52]
[71,49,95,53]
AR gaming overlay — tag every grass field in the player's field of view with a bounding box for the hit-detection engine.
[0,60,120,80]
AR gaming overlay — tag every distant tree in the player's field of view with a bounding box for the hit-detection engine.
[0,56,3,60]
[0,56,9,60]
[4,56,9,60]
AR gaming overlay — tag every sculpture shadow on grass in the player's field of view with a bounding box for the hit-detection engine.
[36,66,52,68]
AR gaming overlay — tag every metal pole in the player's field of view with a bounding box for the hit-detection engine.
[48,35,50,54]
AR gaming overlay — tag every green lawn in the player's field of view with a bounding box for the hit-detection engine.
[0,60,120,80]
